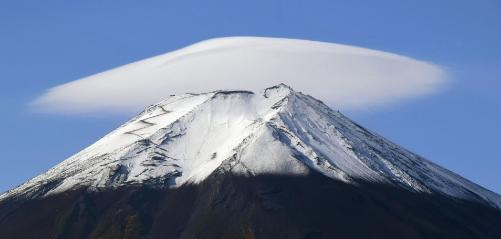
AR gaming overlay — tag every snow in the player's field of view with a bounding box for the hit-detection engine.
[2,84,501,210]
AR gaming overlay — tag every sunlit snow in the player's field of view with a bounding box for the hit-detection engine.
[5,85,500,210]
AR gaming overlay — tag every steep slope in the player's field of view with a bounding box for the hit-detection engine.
[1,84,501,239]
[1,84,500,211]
[1,173,500,239]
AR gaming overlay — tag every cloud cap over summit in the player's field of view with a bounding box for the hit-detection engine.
[32,37,447,114]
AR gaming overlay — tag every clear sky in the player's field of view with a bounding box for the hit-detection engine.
[0,0,500,194]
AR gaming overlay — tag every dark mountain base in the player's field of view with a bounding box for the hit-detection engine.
[1,171,500,239]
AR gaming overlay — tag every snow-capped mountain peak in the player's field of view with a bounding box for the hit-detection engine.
[2,84,500,210]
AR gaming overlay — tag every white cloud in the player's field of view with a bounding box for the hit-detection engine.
[32,37,447,114]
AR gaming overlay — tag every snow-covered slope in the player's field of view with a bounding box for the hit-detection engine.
[2,84,500,209]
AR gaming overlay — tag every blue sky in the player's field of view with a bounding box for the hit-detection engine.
[0,0,500,194]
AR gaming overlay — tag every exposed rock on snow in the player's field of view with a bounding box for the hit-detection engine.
[2,84,500,210]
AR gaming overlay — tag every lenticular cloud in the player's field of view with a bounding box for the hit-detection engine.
[32,37,447,114]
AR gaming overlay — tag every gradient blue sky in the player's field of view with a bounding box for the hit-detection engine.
[1,0,500,194]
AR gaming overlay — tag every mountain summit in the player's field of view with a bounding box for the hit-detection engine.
[2,84,500,207]
[1,85,500,238]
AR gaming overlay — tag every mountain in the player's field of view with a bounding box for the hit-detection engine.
[1,84,500,239]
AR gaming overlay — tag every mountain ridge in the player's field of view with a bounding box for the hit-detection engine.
[1,84,500,211]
